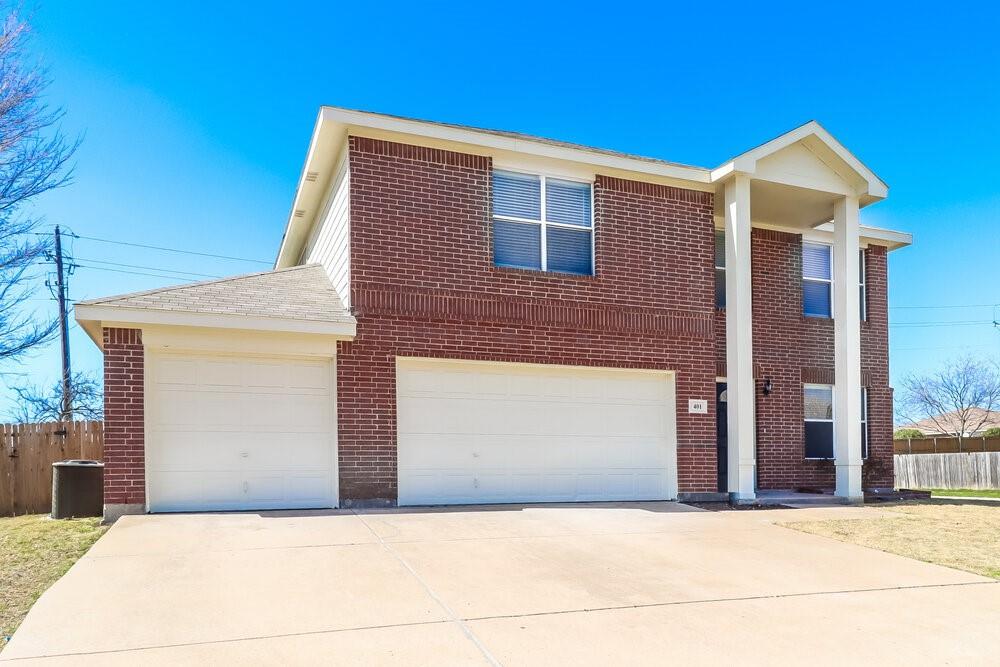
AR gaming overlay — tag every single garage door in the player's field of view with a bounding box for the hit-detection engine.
[146,351,336,512]
[397,358,676,505]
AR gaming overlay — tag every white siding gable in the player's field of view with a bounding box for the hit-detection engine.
[301,152,350,308]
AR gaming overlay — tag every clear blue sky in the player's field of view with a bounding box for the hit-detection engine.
[4,1,999,415]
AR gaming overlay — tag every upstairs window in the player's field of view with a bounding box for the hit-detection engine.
[492,170,593,275]
[802,242,832,318]
[714,230,726,308]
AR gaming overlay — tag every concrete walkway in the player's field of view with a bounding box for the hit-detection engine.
[3,503,999,665]
[934,495,1000,502]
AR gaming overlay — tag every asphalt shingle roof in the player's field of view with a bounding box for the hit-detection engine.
[77,264,353,324]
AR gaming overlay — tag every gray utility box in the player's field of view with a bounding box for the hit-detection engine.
[51,460,104,519]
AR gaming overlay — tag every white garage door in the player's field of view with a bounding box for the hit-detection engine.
[397,359,676,506]
[146,351,336,512]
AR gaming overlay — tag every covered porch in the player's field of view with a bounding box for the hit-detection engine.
[709,122,904,503]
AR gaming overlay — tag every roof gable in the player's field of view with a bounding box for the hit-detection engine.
[712,121,888,200]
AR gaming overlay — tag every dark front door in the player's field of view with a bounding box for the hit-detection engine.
[716,382,728,493]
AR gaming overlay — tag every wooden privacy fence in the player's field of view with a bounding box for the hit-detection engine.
[0,421,104,516]
[894,436,1000,454]
[894,452,1000,490]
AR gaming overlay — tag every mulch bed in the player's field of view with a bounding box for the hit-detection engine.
[685,502,795,511]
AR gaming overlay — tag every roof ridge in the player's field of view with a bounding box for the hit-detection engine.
[76,263,323,306]
[321,105,709,172]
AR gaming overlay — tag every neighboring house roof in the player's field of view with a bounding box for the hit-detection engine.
[74,264,356,344]
[900,408,1000,436]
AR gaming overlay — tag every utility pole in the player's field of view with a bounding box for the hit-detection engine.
[54,225,72,421]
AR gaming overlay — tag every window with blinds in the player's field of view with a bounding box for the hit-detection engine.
[492,170,593,275]
[802,242,832,317]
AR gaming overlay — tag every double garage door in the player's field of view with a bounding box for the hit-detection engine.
[146,353,677,511]
[397,359,677,505]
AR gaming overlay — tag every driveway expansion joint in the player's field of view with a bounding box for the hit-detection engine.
[352,510,502,667]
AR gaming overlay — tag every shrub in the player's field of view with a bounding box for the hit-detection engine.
[983,427,1000,438]
[894,428,923,440]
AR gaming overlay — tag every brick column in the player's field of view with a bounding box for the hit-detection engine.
[102,327,145,521]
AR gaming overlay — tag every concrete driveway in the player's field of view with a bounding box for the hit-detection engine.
[3,502,999,665]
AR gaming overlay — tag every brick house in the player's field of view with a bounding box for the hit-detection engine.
[76,108,910,520]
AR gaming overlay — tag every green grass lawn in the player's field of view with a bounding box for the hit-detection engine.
[0,515,106,650]
[925,489,1000,499]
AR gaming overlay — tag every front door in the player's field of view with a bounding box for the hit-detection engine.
[716,382,728,493]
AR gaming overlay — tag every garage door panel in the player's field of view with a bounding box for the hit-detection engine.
[397,360,677,506]
[242,361,289,388]
[148,352,335,512]
[285,474,333,503]
[199,359,247,386]
[288,395,333,427]
[404,472,476,502]
[154,471,244,508]
[397,434,475,469]
[246,436,332,469]
[602,404,667,436]
[156,357,198,385]
[148,433,248,471]
[154,390,203,427]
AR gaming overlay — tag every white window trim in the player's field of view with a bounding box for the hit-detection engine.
[803,382,835,460]
[861,386,869,460]
[803,241,834,319]
[714,229,726,308]
[803,383,869,460]
[492,168,595,275]
[859,248,867,322]
[714,229,726,271]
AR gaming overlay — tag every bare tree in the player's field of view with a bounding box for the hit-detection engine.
[897,355,1000,447]
[0,8,79,367]
[9,371,102,422]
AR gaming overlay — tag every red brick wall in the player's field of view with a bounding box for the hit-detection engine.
[340,136,719,503]
[860,245,894,487]
[714,230,893,489]
[102,327,145,506]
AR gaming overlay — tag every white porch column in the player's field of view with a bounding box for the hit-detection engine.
[724,174,756,501]
[833,195,863,502]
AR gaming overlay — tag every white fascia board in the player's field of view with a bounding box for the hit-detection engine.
[323,107,711,183]
[74,304,357,340]
[814,222,913,250]
[275,109,342,269]
[711,121,889,200]
[275,107,716,268]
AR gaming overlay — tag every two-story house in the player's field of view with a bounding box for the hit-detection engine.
[76,107,911,521]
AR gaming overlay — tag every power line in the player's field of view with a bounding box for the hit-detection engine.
[72,257,222,279]
[890,303,999,310]
[72,263,211,281]
[65,233,271,265]
[889,320,994,328]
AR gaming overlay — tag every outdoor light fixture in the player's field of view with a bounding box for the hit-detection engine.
[762,378,773,395]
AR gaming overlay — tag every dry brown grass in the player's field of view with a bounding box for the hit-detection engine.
[0,515,105,650]
[783,500,1000,580]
